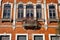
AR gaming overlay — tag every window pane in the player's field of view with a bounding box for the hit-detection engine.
[18,4,23,19]
[51,36,60,40]
[26,4,33,18]
[36,5,42,19]
[3,4,11,19]
[49,5,56,19]
[17,35,26,40]
[0,35,10,40]
[34,35,43,40]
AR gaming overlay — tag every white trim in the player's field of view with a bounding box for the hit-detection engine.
[2,2,13,19]
[49,34,60,40]
[16,34,28,40]
[0,33,11,40]
[32,34,45,40]
[47,3,58,19]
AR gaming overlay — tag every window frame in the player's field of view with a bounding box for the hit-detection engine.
[16,34,28,40]
[47,3,58,20]
[26,4,34,18]
[36,3,44,21]
[17,2,24,21]
[49,34,60,40]
[32,34,45,40]
[0,34,11,40]
[2,2,12,20]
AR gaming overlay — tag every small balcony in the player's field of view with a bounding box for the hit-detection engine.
[48,18,59,23]
[23,17,41,30]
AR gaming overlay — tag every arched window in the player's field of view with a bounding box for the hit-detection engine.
[18,4,23,19]
[26,4,34,18]
[3,4,11,19]
[49,5,56,19]
[36,4,42,19]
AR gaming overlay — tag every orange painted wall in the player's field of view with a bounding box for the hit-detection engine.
[0,0,59,40]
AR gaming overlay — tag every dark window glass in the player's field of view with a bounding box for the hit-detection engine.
[17,35,26,40]
[0,35,10,40]
[34,35,43,40]
[51,36,60,40]
[18,4,23,19]
[3,4,11,19]
[49,5,56,19]
[36,5,42,18]
[26,4,34,18]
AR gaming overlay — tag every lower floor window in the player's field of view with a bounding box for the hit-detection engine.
[0,35,10,40]
[34,35,43,40]
[16,34,28,40]
[33,34,44,40]
[51,36,60,40]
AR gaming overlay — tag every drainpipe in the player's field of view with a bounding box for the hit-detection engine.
[44,0,48,30]
[13,0,16,29]
[0,0,2,6]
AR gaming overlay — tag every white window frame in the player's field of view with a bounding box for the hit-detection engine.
[2,2,13,19]
[47,3,58,19]
[0,34,11,40]
[17,2,24,19]
[36,3,44,19]
[32,34,45,40]
[16,34,28,40]
[49,34,60,40]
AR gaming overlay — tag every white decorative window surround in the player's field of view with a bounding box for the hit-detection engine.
[58,0,60,3]
[2,2,12,20]
[32,34,45,40]
[16,34,28,40]
[47,3,58,19]
[0,34,11,40]
[49,34,60,40]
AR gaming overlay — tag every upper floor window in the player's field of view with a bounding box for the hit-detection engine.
[26,4,34,18]
[36,4,42,19]
[49,5,56,19]
[18,4,23,19]
[3,4,11,19]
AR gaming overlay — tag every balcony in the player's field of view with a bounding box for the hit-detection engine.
[0,18,12,22]
[48,18,59,23]
[23,17,41,30]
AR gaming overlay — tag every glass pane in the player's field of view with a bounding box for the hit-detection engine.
[17,35,26,40]
[3,4,11,19]
[34,35,43,40]
[49,5,55,9]
[51,36,60,40]
[0,35,10,40]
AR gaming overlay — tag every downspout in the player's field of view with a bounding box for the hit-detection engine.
[13,0,16,29]
[44,0,48,30]
[0,0,2,6]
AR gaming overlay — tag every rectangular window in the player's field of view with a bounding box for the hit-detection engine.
[49,34,60,40]
[34,35,43,40]
[0,34,11,40]
[16,34,28,40]
[3,4,11,19]
[33,34,45,40]
[51,36,60,40]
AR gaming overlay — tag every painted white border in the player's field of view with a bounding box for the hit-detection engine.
[47,3,58,19]
[2,2,13,19]
[0,33,11,40]
[16,34,28,40]
[49,34,60,40]
[32,34,45,40]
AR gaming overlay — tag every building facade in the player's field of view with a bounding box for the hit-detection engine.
[0,0,60,40]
